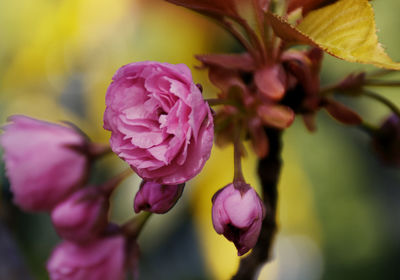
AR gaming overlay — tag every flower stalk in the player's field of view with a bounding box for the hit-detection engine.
[233,123,245,186]
[232,128,282,280]
[362,90,400,119]
[101,168,133,195]
[122,212,152,239]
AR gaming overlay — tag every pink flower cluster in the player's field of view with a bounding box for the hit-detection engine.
[0,62,218,279]
[1,61,267,275]
[1,116,127,280]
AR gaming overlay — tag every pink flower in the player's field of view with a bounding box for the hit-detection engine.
[103,62,214,185]
[212,183,265,256]
[0,115,89,211]
[47,236,126,280]
[51,187,109,243]
[134,181,184,214]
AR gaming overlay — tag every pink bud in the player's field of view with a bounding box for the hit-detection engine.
[0,115,89,211]
[51,187,109,243]
[47,236,126,280]
[212,183,265,256]
[134,181,184,214]
[372,114,400,166]
[254,64,286,101]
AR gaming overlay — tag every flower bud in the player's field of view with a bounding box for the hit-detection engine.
[212,183,265,256]
[254,64,286,101]
[372,114,400,166]
[134,181,184,214]
[47,236,126,280]
[0,115,89,211]
[51,187,109,243]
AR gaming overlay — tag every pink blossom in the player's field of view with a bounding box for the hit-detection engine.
[51,186,109,243]
[134,181,184,214]
[47,236,126,280]
[0,115,89,211]
[212,183,265,256]
[103,62,214,185]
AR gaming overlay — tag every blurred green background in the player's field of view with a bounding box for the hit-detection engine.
[1,0,400,279]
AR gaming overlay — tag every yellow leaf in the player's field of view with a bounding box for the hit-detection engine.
[268,0,400,70]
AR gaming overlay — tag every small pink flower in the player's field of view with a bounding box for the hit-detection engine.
[51,186,109,243]
[134,181,184,214]
[103,62,214,185]
[0,115,89,211]
[372,114,400,166]
[47,236,126,280]
[212,183,265,256]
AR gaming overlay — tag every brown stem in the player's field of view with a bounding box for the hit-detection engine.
[122,212,152,239]
[365,80,400,87]
[206,98,235,106]
[101,168,134,195]
[236,17,267,63]
[232,128,282,280]
[218,19,260,63]
[233,123,245,184]
[362,90,400,119]
[88,143,113,159]
[358,121,378,136]
[365,69,396,78]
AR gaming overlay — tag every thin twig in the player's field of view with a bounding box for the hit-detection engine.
[235,17,267,63]
[365,80,400,87]
[206,98,235,107]
[219,19,260,62]
[366,69,396,78]
[362,90,400,119]
[233,122,245,184]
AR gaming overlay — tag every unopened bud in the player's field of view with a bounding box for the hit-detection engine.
[51,186,109,243]
[212,183,265,256]
[134,181,184,214]
[372,114,400,166]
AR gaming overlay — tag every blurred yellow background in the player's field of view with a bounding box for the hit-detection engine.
[1,0,400,279]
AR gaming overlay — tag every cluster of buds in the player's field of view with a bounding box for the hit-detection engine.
[1,116,133,279]
[161,0,400,267]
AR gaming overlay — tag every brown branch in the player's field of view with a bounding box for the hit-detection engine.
[232,128,282,280]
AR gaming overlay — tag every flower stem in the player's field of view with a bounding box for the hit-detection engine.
[233,123,245,185]
[236,17,267,63]
[365,80,400,87]
[358,121,378,136]
[206,98,234,106]
[122,212,152,239]
[366,69,396,78]
[219,19,260,63]
[101,168,134,195]
[362,90,400,119]
[232,128,282,280]
[88,143,113,159]
[319,84,337,96]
